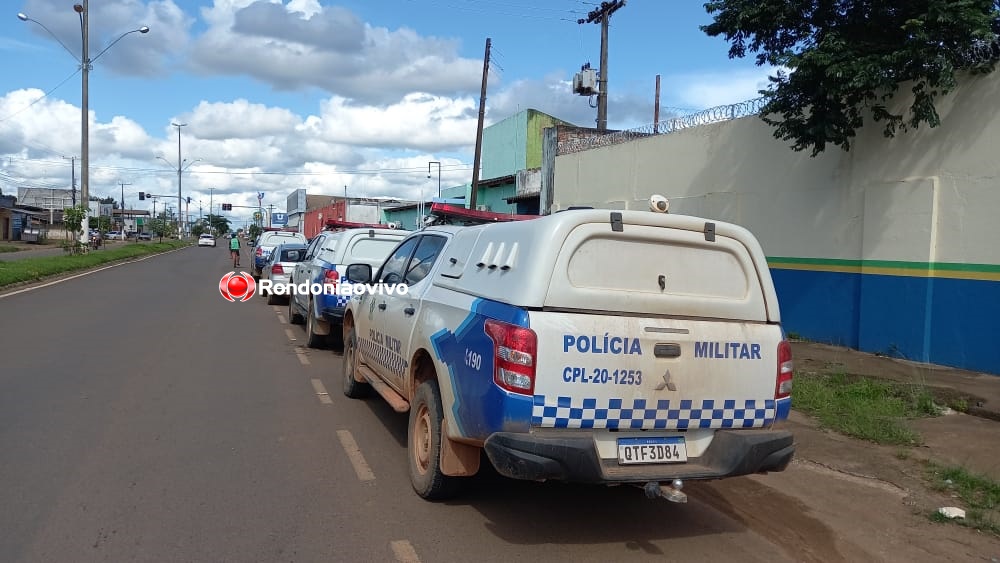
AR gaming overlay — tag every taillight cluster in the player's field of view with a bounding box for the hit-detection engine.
[776,340,793,399]
[484,319,537,395]
[255,247,263,257]
[271,264,284,275]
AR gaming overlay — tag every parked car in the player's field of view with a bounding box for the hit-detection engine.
[251,231,307,278]
[261,243,308,305]
[288,228,407,348]
[198,234,216,247]
[341,205,794,501]
[137,232,152,241]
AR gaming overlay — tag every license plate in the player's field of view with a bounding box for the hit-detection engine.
[617,436,687,464]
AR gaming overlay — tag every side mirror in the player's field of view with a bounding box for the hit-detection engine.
[346,263,372,284]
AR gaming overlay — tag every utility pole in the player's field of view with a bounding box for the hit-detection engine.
[173,122,187,236]
[654,74,661,134]
[469,37,491,210]
[579,0,626,132]
[267,204,275,227]
[119,180,131,237]
[64,156,78,206]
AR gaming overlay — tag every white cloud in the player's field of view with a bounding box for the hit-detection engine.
[188,1,483,104]
[670,66,781,110]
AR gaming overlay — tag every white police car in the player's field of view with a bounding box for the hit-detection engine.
[342,201,794,501]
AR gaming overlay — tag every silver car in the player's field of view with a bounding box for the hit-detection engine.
[261,243,308,305]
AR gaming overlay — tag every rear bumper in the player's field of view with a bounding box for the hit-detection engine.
[483,429,794,483]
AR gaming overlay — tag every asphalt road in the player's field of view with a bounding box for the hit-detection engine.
[0,244,805,562]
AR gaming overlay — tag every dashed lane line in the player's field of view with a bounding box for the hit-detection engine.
[277,313,288,324]
[336,429,376,482]
[311,378,333,404]
[390,540,421,563]
[296,349,311,366]
[285,328,297,341]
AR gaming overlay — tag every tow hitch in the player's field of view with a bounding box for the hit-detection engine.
[642,480,687,503]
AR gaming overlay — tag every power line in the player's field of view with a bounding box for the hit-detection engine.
[0,69,81,124]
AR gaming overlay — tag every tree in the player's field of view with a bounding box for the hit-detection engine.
[702,0,999,156]
[191,222,206,237]
[149,213,175,243]
[206,214,231,236]
[246,224,263,244]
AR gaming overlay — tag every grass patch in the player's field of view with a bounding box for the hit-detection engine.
[927,463,1000,536]
[0,240,190,288]
[792,372,939,445]
[0,245,24,253]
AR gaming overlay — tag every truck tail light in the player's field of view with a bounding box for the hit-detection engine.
[255,247,263,257]
[776,340,793,399]
[484,319,536,395]
[271,264,284,275]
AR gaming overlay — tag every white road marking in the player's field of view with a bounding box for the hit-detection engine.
[296,350,311,365]
[0,246,189,299]
[337,429,376,481]
[390,540,421,563]
[311,379,333,404]
[277,313,288,324]
[285,328,297,341]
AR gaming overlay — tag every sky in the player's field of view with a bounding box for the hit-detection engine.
[0,0,779,225]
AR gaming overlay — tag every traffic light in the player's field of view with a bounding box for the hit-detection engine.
[138,192,145,200]
[222,203,232,211]
[186,197,191,204]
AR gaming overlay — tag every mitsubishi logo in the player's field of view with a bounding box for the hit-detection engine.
[654,369,678,392]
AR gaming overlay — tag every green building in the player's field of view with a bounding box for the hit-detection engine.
[383,109,577,228]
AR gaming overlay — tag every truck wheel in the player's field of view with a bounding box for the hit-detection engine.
[409,380,460,500]
[288,295,304,325]
[305,298,326,348]
[342,328,370,398]
[266,287,279,305]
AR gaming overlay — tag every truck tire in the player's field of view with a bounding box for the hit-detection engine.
[288,295,304,325]
[342,328,370,398]
[305,298,326,348]
[408,380,460,500]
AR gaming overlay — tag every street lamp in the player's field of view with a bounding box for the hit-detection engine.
[428,161,441,199]
[157,149,200,237]
[18,3,149,245]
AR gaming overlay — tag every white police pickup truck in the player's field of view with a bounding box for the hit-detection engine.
[341,204,794,501]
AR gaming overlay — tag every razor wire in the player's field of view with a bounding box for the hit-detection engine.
[558,37,1000,155]
[558,97,768,154]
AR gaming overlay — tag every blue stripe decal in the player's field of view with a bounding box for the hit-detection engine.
[430,298,532,440]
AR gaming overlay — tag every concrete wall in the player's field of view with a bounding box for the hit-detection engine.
[551,72,1000,374]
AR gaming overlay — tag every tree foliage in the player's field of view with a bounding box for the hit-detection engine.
[246,224,263,243]
[206,214,231,236]
[702,0,1000,155]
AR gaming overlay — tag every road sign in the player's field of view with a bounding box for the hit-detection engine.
[271,213,287,226]
[253,212,263,221]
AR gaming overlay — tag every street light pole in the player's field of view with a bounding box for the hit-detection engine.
[78,2,89,244]
[172,122,187,236]
[18,4,148,246]
[428,161,441,199]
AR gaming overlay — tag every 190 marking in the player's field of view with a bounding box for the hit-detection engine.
[562,367,643,385]
[465,349,482,371]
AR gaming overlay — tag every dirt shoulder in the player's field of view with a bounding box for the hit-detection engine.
[752,342,1000,559]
